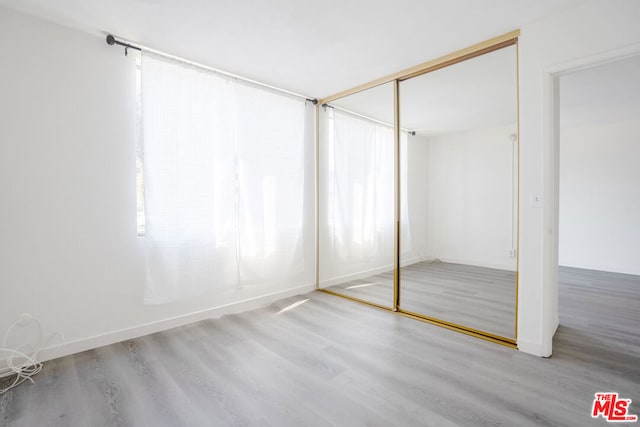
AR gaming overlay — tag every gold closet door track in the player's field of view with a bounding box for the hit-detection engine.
[318,289,517,349]
[318,30,519,105]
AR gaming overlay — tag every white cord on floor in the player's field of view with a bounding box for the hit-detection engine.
[0,315,64,395]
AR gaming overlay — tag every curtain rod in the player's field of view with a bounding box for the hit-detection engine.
[106,34,318,105]
[322,103,416,136]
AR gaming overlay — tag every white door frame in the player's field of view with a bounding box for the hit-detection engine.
[542,43,640,353]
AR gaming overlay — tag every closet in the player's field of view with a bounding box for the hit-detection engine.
[317,31,520,346]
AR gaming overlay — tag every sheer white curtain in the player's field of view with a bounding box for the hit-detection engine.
[320,109,394,284]
[234,84,306,283]
[141,52,312,304]
[319,109,413,285]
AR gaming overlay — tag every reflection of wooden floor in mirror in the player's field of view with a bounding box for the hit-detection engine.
[401,262,516,339]
[324,269,395,308]
[325,261,516,339]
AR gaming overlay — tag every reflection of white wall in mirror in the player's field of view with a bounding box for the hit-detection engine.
[559,118,640,275]
[403,134,431,263]
[424,123,518,271]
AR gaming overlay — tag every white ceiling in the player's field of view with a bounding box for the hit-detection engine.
[0,0,584,98]
[560,54,640,129]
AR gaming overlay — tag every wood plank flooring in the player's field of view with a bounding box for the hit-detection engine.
[1,267,639,426]
[326,261,516,338]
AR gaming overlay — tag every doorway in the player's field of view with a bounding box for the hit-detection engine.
[555,54,640,356]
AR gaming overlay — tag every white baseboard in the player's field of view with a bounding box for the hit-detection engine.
[319,265,393,288]
[517,338,552,357]
[33,283,315,364]
[559,263,640,276]
[437,257,517,272]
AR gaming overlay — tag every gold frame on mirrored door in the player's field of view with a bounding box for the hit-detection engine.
[393,79,401,311]
[317,30,520,349]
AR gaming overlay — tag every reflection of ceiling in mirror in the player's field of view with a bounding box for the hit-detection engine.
[331,83,395,126]
[329,46,517,136]
[402,46,517,136]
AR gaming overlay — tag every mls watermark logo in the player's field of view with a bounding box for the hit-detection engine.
[592,392,638,423]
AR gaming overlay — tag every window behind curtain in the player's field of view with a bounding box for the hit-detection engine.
[140,52,313,304]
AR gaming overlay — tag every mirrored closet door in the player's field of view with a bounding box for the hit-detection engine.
[398,44,519,340]
[318,82,395,309]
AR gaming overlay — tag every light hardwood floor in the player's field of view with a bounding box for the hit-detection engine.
[1,267,639,426]
[326,261,516,338]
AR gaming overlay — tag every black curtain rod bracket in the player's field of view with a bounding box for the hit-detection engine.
[106,34,142,56]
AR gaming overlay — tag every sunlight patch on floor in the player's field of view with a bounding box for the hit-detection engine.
[275,299,309,315]
[345,282,378,290]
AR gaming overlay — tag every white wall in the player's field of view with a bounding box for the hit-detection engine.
[424,124,517,271]
[559,118,640,275]
[518,0,640,356]
[0,7,315,363]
